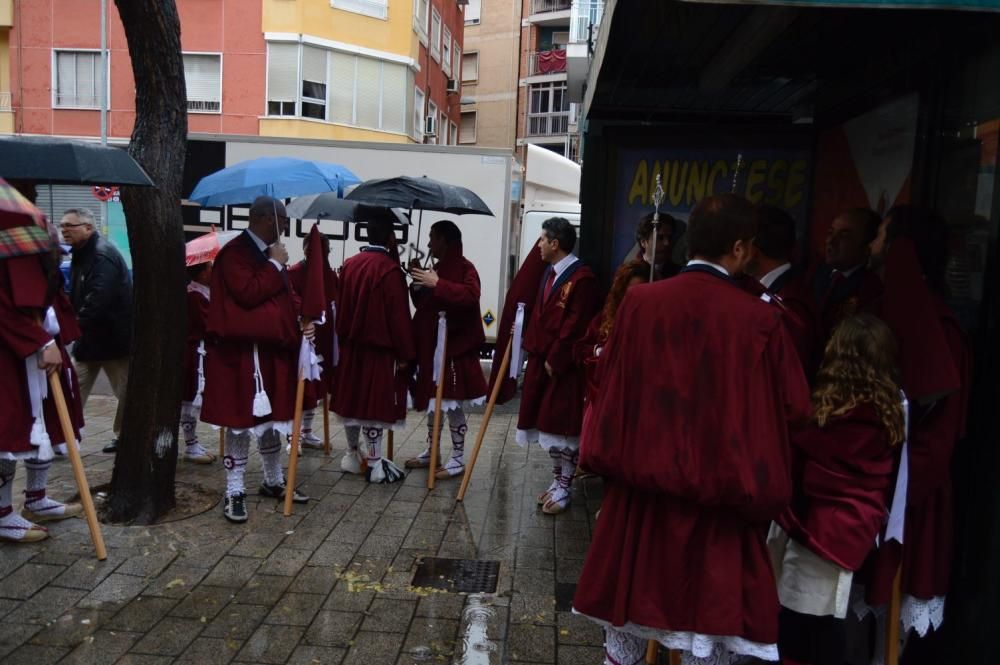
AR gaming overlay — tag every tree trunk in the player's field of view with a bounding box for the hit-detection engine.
[107,0,188,523]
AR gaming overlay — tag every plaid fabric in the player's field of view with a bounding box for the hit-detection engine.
[0,224,55,259]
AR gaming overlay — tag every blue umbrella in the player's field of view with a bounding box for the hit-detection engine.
[189,157,361,206]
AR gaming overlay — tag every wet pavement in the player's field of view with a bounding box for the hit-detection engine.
[1,395,605,664]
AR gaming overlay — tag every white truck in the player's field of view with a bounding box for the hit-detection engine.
[517,144,582,264]
[184,134,521,343]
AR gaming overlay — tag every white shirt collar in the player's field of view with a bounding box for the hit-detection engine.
[686,259,729,276]
[550,253,578,280]
[187,281,211,299]
[834,263,864,279]
[246,228,269,252]
[760,263,792,289]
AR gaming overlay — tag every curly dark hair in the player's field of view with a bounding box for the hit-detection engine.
[598,260,650,341]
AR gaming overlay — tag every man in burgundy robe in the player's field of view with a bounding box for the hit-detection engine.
[516,217,601,515]
[329,211,414,483]
[405,221,488,479]
[1,243,84,543]
[180,261,215,464]
[201,197,311,523]
[573,194,811,665]
[288,233,340,450]
[634,211,679,280]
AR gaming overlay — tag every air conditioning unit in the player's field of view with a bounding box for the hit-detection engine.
[424,115,437,137]
[446,78,459,94]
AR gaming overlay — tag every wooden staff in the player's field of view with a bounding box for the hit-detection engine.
[886,566,903,665]
[322,391,331,457]
[49,371,106,560]
[284,330,311,516]
[645,641,658,664]
[457,338,511,502]
[669,650,680,665]
[428,336,448,491]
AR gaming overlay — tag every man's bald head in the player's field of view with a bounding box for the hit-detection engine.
[248,196,289,244]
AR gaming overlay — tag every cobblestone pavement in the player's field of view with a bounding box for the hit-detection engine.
[1,395,605,664]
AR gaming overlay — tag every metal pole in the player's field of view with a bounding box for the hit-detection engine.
[100,0,109,234]
[648,174,664,282]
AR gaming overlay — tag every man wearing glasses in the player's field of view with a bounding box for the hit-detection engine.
[61,208,132,454]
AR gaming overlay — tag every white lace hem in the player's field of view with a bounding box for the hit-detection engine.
[900,594,945,638]
[516,428,580,451]
[574,608,779,662]
[339,417,407,432]
[2,440,80,461]
[425,395,486,414]
[210,421,292,438]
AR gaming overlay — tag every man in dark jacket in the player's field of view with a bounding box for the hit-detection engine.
[60,208,132,453]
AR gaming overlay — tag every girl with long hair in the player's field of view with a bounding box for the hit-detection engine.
[769,313,906,665]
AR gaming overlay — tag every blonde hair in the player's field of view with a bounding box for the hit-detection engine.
[812,313,906,446]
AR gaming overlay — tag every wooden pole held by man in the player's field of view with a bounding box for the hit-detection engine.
[457,338,512,502]
[428,336,448,491]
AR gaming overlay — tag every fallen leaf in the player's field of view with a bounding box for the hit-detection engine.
[165,578,186,589]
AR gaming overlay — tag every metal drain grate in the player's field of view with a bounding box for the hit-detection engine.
[555,582,577,612]
[411,557,501,593]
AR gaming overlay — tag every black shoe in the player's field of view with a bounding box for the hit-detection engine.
[223,492,248,523]
[259,482,309,504]
[102,440,118,453]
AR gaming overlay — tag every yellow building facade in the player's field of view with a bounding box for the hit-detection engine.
[0,0,13,134]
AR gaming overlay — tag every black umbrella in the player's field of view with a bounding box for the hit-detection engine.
[0,135,154,186]
[345,175,493,217]
[285,193,408,225]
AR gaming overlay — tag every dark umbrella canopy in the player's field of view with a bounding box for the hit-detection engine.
[286,192,409,225]
[346,175,493,216]
[0,135,155,186]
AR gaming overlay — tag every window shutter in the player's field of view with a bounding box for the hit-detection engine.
[380,62,406,133]
[460,111,476,143]
[328,51,355,124]
[267,43,299,102]
[184,54,221,110]
[356,58,381,129]
[75,53,97,107]
[56,53,76,106]
[465,0,481,24]
[302,46,327,84]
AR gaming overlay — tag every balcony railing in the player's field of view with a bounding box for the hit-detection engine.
[531,0,572,15]
[528,111,570,136]
[527,49,567,76]
[569,0,604,44]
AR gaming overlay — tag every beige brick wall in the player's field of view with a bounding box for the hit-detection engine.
[460,0,520,149]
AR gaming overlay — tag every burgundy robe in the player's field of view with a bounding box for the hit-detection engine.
[288,260,340,404]
[410,242,488,412]
[809,263,884,342]
[778,404,895,571]
[516,258,601,438]
[573,267,811,647]
[201,232,300,429]
[329,248,415,425]
[182,286,209,403]
[0,255,83,455]
[738,272,817,379]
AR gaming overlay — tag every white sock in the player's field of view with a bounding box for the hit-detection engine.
[558,447,579,491]
[223,430,250,497]
[345,425,360,451]
[180,401,201,446]
[24,459,67,514]
[0,459,15,511]
[259,429,285,487]
[362,426,383,461]
[303,408,316,435]
[447,407,468,462]
[604,627,645,665]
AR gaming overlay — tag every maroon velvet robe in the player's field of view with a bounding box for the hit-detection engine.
[410,242,488,412]
[738,272,817,379]
[182,287,209,403]
[329,248,415,424]
[809,263,884,343]
[0,255,83,455]
[516,259,601,438]
[288,259,340,405]
[201,232,300,428]
[573,267,811,646]
[778,404,895,571]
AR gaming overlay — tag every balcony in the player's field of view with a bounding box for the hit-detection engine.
[527,49,567,77]
[527,0,571,26]
[527,110,570,137]
[566,0,604,102]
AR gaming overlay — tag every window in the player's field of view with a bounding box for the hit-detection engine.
[449,121,458,146]
[329,51,355,124]
[331,0,388,20]
[267,42,298,116]
[460,111,476,143]
[462,52,479,83]
[465,0,481,25]
[453,44,461,83]
[413,87,426,141]
[301,46,328,120]
[413,0,429,42]
[442,26,452,76]
[440,111,448,143]
[183,53,222,113]
[54,50,108,108]
[427,100,439,143]
[430,9,441,63]
[528,81,570,135]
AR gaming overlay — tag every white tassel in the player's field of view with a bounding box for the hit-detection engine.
[298,336,322,382]
[30,419,54,462]
[510,302,526,379]
[252,343,272,417]
[432,311,447,383]
[885,392,910,544]
[192,340,206,408]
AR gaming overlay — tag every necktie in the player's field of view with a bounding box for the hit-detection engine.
[543,269,556,301]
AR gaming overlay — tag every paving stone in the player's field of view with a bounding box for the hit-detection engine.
[517,545,557,571]
[309,541,359,567]
[61,629,141,665]
[289,565,339,595]
[556,611,604,647]
[415,592,467,619]
[513,567,556,596]
[557,644,604,664]
[234,624,304,664]
[0,597,22,619]
[28,608,109,648]
[508,623,556,662]
[201,556,262,588]
[381,501,422,518]
[176,636,241,664]
[78,574,150,610]
[400,616,461,656]
[0,623,43,658]
[259,545,312,576]
[264,591,325,626]
[371,516,415,538]
[115,656,174,665]
[143,562,210,598]
[130,616,204,656]
[3,586,86,625]
[303,610,362,647]
[3,643,69,665]
[1,563,67,599]
[233,574,292,606]
[115,552,178,579]
[361,597,416,633]
[201,604,270,640]
[229,532,282,559]
[342,630,404,665]
[323,585,376,613]
[286,644,348,665]
[51,554,127,590]
[518,527,555,549]
[357,534,405,558]
[510,593,558,626]
[169,584,234,619]
[106,596,180,632]
[554,537,590,561]
[0,546,36,578]
[282,527,329,551]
